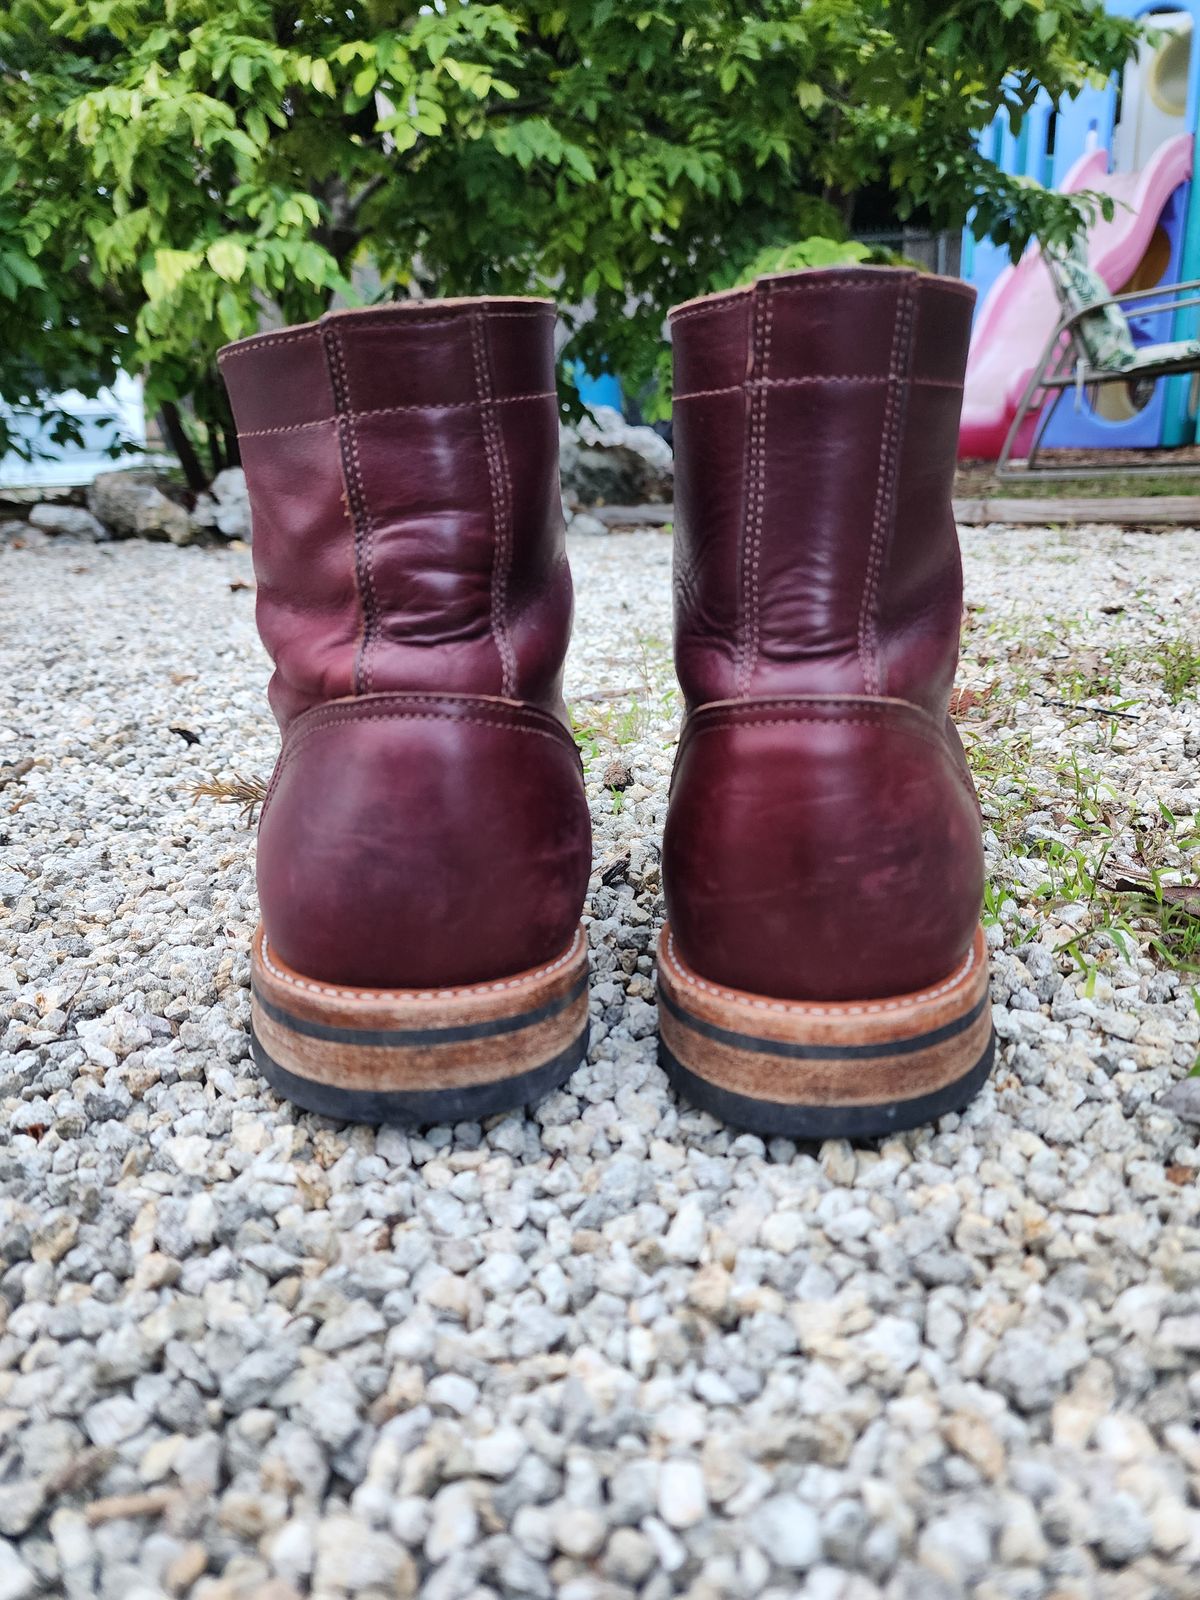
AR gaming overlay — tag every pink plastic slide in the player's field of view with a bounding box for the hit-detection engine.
[958,133,1194,459]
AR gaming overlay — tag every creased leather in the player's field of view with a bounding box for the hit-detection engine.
[664,268,984,1002]
[219,299,571,728]
[219,301,590,991]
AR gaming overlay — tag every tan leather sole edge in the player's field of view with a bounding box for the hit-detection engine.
[249,924,589,1124]
[657,923,993,1137]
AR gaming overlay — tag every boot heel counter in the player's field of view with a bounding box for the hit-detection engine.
[662,698,983,1002]
[257,695,591,989]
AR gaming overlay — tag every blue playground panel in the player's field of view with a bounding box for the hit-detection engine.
[1044,179,1189,449]
[963,0,1200,451]
[570,364,623,412]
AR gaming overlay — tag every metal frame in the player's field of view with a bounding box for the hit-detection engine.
[995,277,1200,479]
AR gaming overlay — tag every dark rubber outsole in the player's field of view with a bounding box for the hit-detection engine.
[251,1024,589,1126]
[660,1029,996,1141]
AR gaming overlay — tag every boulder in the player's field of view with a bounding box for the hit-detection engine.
[559,404,673,506]
[566,511,609,537]
[190,467,251,540]
[28,504,109,541]
[88,471,192,545]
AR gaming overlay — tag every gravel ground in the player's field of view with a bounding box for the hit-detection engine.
[2,520,1200,1600]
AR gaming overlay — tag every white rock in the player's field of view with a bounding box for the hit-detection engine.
[426,1372,479,1416]
[554,1507,606,1558]
[314,1302,387,1352]
[164,1134,210,1175]
[664,1198,706,1263]
[860,1315,921,1375]
[313,1516,416,1594]
[425,1483,478,1564]
[760,1211,808,1254]
[267,1519,315,1582]
[28,504,108,540]
[0,1542,34,1600]
[917,1507,992,1583]
[470,1425,526,1478]
[658,1459,708,1529]
[752,1495,822,1571]
[83,1395,149,1447]
[568,512,609,537]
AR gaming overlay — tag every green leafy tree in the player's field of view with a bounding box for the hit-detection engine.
[0,0,1138,487]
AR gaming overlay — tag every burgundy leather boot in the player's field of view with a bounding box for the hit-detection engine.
[658,267,993,1138]
[219,299,591,1123]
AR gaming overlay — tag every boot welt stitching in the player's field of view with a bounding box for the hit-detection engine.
[857,279,916,697]
[236,392,558,438]
[669,272,974,325]
[662,932,978,1016]
[675,705,982,807]
[218,329,323,361]
[737,283,772,697]
[260,702,579,818]
[681,711,951,753]
[259,924,585,1003]
[687,695,948,730]
[746,285,774,692]
[470,311,518,699]
[267,707,580,805]
[670,277,890,325]
[219,307,551,362]
[673,375,963,401]
[323,327,379,695]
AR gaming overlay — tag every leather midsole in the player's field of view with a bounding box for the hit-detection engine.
[656,922,992,1107]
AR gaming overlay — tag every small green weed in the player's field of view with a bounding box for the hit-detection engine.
[1152,638,1200,703]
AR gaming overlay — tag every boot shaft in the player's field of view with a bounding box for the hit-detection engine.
[219,299,571,728]
[669,267,974,714]
[217,299,591,1006]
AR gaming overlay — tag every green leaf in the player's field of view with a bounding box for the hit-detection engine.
[217,288,245,340]
[309,58,335,97]
[1037,11,1061,44]
[564,144,596,182]
[206,239,248,282]
[0,251,44,291]
[144,248,201,298]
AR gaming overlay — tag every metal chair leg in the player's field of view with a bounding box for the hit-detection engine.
[1026,385,1067,471]
[996,332,1073,479]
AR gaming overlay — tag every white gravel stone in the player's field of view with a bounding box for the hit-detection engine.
[28,504,108,541]
[663,1197,706,1263]
[469,1425,527,1478]
[4,524,1200,1597]
[752,1494,822,1571]
[0,1543,34,1600]
[657,1459,708,1529]
[554,1507,607,1558]
[424,1483,478,1564]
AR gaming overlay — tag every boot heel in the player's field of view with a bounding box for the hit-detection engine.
[250,925,589,1124]
[657,924,993,1140]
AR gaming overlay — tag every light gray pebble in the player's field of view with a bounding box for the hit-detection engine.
[426,1483,479,1564]
[0,1542,34,1600]
[1094,1492,1153,1565]
[6,526,1200,1600]
[751,1495,822,1572]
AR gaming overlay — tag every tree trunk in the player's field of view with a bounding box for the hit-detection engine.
[159,401,208,496]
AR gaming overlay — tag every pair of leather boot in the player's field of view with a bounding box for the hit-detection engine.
[219,267,993,1140]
